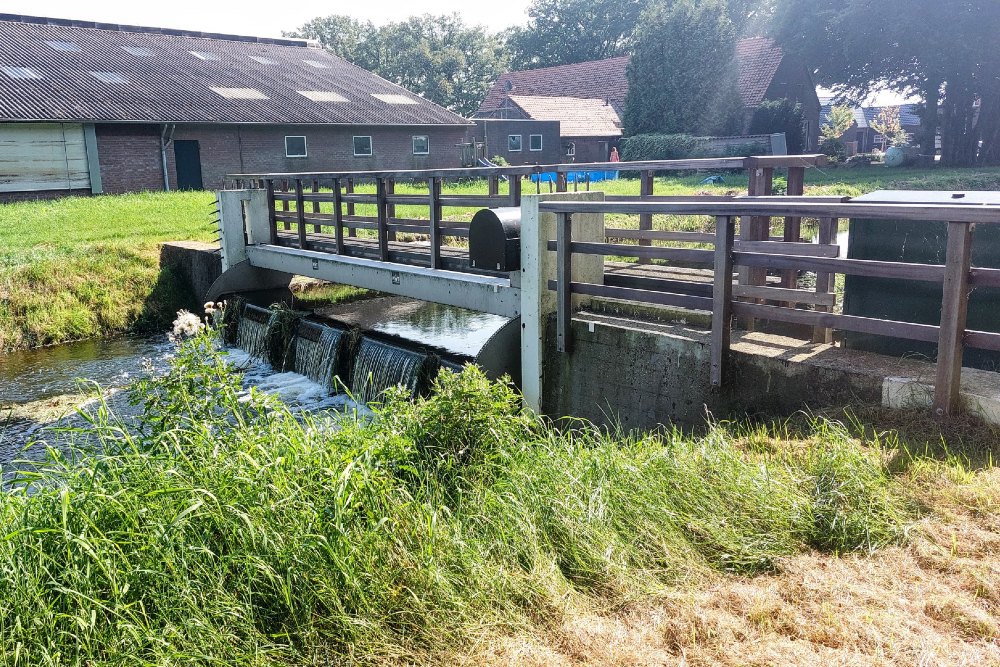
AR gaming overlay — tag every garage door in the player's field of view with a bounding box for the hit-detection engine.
[0,122,91,193]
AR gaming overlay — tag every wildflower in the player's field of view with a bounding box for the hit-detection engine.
[204,301,216,314]
[172,310,204,338]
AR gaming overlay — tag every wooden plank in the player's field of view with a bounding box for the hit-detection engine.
[294,180,308,249]
[933,221,974,417]
[385,179,397,242]
[439,195,511,208]
[547,280,715,311]
[964,329,1000,352]
[969,267,1000,288]
[605,228,716,243]
[346,178,357,237]
[781,166,805,288]
[311,180,322,233]
[546,240,715,264]
[488,175,499,197]
[429,176,442,270]
[732,302,941,343]
[812,217,837,343]
[734,251,946,282]
[604,274,714,297]
[736,240,840,257]
[606,195,736,202]
[556,212,573,353]
[733,285,836,307]
[332,178,345,254]
[281,180,290,231]
[711,215,735,387]
[376,178,389,261]
[509,175,522,207]
[556,171,568,193]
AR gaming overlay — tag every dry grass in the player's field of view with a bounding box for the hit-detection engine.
[467,463,1000,666]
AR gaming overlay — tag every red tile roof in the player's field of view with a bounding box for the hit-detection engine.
[0,14,470,126]
[507,95,621,137]
[477,38,786,116]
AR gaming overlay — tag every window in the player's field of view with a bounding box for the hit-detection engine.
[89,71,128,84]
[249,56,277,65]
[353,136,373,156]
[190,51,220,61]
[412,135,429,155]
[285,136,307,158]
[210,87,269,100]
[529,134,543,151]
[372,93,418,105]
[508,134,522,152]
[565,142,576,157]
[303,59,330,69]
[298,90,348,103]
[1,66,42,80]
[45,40,80,52]
[122,46,154,57]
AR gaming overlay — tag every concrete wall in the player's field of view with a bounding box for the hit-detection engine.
[542,316,885,430]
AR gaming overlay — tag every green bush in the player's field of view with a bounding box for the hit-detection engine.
[820,137,848,161]
[748,98,806,154]
[620,133,707,161]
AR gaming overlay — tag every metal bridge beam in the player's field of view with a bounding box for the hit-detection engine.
[246,244,521,318]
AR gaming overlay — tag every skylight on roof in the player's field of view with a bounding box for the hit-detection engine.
[303,60,330,69]
[89,71,128,84]
[298,90,348,103]
[45,40,81,52]
[372,93,419,105]
[250,56,277,65]
[210,87,269,100]
[1,66,42,80]
[190,51,220,61]
[122,46,154,57]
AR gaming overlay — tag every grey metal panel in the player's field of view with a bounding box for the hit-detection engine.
[82,122,102,193]
[246,244,521,318]
[0,122,89,192]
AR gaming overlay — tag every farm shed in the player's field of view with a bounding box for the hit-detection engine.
[0,13,472,200]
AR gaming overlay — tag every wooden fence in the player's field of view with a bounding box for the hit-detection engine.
[539,199,1000,417]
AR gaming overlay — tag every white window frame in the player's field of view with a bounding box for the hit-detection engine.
[284,136,308,158]
[508,134,522,152]
[412,135,430,155]
[529,134,543,151]
[353,135,373,157]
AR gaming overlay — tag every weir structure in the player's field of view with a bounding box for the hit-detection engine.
[210,156,1000,424]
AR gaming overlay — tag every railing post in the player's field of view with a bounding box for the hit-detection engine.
[556,211,573,353]
[428,176,442,270]
[711,215,735,387]
[812,216,837,343]
[508,174,521,207]
[385,178,397,242]
[332,177,345,254]
[781,166,805,288]
[488,175,499,197]
[346,178,357,237]
[933,221,974,417]
[281,179,290,230]
[376,177,390,261]
[294,179,308,250]
[264,179,278,245]
[311,179,321,233]
[638,170,654,263]
[739,164,774,330]
[556,171,568,193]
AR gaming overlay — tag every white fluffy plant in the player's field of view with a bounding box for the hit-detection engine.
[169,301,226,342]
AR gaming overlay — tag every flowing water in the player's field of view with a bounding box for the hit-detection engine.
[293,326,344,389]
[350,337,428,403]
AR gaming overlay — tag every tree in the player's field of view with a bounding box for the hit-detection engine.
[748,99,806,153]
[288,14,508,116]
[506,0,778,70]
[870,107,909,148]
[623,0,745,137]
[504,0,651,70]
[821,104,854,142]
[776,0,1000,166]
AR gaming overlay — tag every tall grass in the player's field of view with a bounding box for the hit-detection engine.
[0,332,911,664]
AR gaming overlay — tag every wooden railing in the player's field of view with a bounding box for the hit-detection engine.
[540,199,1000,417]
[228,156,825,272]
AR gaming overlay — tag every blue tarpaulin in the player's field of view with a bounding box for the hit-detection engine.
[530,170,619,183]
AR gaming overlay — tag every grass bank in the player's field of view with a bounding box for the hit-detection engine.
[0,332,996,664]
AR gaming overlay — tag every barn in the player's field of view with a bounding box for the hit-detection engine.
[0,14,472,201]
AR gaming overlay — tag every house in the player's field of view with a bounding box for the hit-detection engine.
[819,102,922,154]
[465,119,562,166]
[0,14,472,200]
[475,38,821,161]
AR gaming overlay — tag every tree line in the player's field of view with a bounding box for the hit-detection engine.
[288,0,999,166]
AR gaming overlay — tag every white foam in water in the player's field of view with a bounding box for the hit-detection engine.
[223,347,370,415]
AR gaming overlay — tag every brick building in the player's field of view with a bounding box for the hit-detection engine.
[475,38,821,160]
[0,14,471,200]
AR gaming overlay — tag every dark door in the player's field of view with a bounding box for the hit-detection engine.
[174,140,204,190]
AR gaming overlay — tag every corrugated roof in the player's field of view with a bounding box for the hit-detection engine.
[477,38,787,117]
[507,95,621,137]
[820,103,922,130]
[0,14,470,126]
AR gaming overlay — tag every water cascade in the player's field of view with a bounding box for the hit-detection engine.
[292,322,345,389]
[235,307,275,360]
[349,337,430,403]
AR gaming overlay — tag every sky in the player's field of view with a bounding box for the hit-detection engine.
[3,0,534,37]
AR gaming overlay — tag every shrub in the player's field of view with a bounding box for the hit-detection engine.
[749,98,806,153]
[620,133,707,161]
[820,137,847,161]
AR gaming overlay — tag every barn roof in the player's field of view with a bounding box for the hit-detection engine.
[477,38,788,117]
[506,95,622,137]
[820,103,922,130]
[0,14,470,126]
